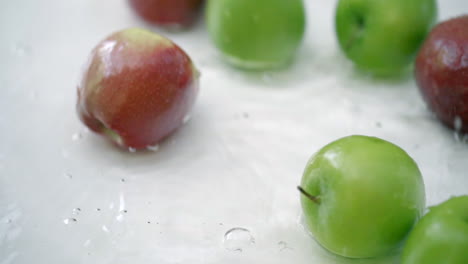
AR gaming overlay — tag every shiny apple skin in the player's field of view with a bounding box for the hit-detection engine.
[77,28,199,150]
[415,15,468,133]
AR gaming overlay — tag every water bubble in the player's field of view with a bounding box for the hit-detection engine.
[63,218,77,225]
[64,172,73,179]
[120,178,126,183]
[146,144,160,152]
[96,208,101,211]
[375,122,382,128]
[128,147,136,153]
[5,219,12,224]
[223,227,255,252]
[72,132,82,141]
[72,208,81,215]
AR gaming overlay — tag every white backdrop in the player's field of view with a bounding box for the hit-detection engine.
[0,1,467,263]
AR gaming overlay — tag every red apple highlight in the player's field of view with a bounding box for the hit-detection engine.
[77,28,199,150]
[415,15,468,133]
[128,0,203,28]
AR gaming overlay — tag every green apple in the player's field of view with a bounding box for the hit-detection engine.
[402,196,468,264]
[206,0,305,70]
[299,135,425,258]
[335,0,437,75]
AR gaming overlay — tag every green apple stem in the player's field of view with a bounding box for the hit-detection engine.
[297,186,320,204]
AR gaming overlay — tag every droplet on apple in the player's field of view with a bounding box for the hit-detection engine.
[77,28,199,150]
[415,15,468,133]
[299,135,425,258]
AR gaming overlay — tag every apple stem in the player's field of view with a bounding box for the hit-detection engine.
[297,186,320,204]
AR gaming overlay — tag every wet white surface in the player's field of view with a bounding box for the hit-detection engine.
[1,0,467,263]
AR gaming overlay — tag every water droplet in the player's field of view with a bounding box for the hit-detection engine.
[5,219,12,224]
[183,114,191,124]
[454,116,462,131]
[223,227,255,252]
[120,178,125,183]
[120,210,127,214]
[116,214,124,222]
[63,218,77,225]
[278,241,292,251]
[72,132,82,141]
[64,173,73,179]
[128,147,136,153]
[72,208,81,215]
[146,144,160,152]
[96,208,101,211]
[102,225,109,233]
[243,112,249,119]
[224,10,231,18]
[109,203,115,210]
[375,122,382,128]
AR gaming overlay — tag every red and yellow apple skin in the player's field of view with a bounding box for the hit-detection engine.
[415,16,468,133]
[77,28,199,150]
[128,0,203,28]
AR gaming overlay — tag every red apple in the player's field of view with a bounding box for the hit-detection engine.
[128,0,203,28]
[77,28,199,150]
[415,15,468,133]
